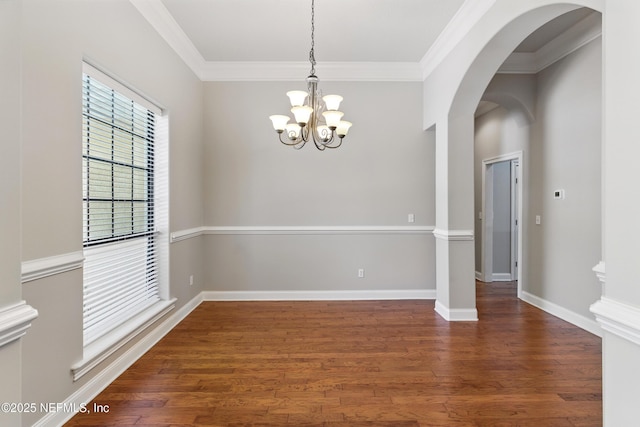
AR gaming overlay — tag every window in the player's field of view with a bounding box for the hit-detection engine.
[81,63,166,347]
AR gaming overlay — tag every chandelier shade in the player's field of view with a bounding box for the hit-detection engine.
[268,0,352,150]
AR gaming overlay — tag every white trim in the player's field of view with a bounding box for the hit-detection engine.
[129,0,206,80]
[475,271,483,280]
[206,225,435,235]
[35,294,202,427]
[434,300,479,321]
[82,61,163,114]
[492,273,513,282]
[170,226,206,243]
[521,291,602,337]
[498,12,601,74]
[420,0,496,79]
[591,297,640,347]
[71,298,177,381]
[593,261,606,285]
[201,61,422,82]
[432,228,474,241]
[21,251,84,283]
[202,289,436,302]
[171,225,435,242]
[0,301,39,348]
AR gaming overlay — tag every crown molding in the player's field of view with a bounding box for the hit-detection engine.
[420,0,497,80]
[131,0,598,81]
[200,61,422,82]
[129,0,207,80]
[129,0,437,82]
[498,11,601,74]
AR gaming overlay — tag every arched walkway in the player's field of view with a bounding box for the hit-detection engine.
[424,0,604,320]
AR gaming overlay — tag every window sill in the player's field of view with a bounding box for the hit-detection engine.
[71,298,176,381]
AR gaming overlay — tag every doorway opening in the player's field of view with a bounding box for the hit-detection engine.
[480,152,523,297]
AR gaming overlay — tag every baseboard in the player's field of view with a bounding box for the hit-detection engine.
[202,289,436,301]
[520,291,602,337]
[33,293,204,427]
[492,273,513,282]
[434,300,479,321]
[475,271,483,280]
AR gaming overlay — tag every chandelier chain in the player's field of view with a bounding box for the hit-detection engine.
[309,0,316,75]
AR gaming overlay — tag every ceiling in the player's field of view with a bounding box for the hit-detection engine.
[136,1,600,81]
[160,0,466,63]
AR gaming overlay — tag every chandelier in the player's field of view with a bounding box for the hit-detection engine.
[269,0,352,150]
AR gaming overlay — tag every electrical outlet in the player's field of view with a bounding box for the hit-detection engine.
[189,275,194,286]
[358,268,365,278]
[408,213,415,223]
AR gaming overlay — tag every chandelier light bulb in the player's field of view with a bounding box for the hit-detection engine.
[291,105,313,126]
[287,90,309,107]
[269,115,290,132]
[336,120,352,138]
[322,110,344,129]
[322,94,343,111]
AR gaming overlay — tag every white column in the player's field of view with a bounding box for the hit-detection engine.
[591,1,640,425]
[433,113,478,321]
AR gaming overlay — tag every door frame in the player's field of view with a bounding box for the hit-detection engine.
[480,151,524,297]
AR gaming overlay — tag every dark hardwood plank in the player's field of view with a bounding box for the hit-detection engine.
[65,281,602,426]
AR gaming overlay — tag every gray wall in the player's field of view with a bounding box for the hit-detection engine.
[202,81,436,293]
[17,1,204,425]
[528,37,602,320]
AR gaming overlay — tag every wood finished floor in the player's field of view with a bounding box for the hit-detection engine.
[65,282,602,426]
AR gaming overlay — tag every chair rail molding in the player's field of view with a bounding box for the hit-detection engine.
[432,228,474,241]
[592,261,606,293]
[0,301,39,348]
[21,251,84,283]
[170,225,435,242]
[591,296,640,347]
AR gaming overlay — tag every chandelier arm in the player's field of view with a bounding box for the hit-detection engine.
[312,138,326,150]
[322,137,343,149]
[278,132,305,147]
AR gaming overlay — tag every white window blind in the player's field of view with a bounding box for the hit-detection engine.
[82,63,161,346]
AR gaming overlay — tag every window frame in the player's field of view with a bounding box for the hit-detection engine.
[73,62,173,381]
